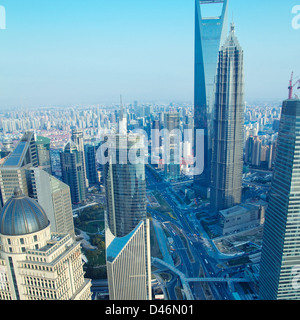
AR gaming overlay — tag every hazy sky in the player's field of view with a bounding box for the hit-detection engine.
[0,0,299,108]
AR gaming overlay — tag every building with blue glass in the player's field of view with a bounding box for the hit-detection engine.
[104,134,152,300]
[0,131,38,207]
[210,23,244,213]
[194,0,228,192]
[84,143,99,186]
[259,99,300,300]
[60,141,86,204]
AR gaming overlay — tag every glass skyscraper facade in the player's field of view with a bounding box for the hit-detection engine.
[0,131,38,207]
[60,141,86,205]
[210,23,244,213]
[259,99,300,300]
[84,144,99,185]
[104,134,151,300]
[71,129,89,188]
[194,0,228,190]
[164,112,181,181]
[36,136,52,175]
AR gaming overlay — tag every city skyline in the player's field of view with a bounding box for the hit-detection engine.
[1,0,300,304]
[0,0,299,108]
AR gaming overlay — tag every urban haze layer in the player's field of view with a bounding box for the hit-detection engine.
[0,0,299,302]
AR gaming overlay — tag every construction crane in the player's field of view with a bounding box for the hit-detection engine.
[288,72,300,99]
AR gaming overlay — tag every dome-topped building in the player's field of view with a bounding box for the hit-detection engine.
[0,187,49,236]
[0,187,92,300]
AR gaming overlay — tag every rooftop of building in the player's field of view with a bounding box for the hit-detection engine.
[0,187,50,236]
[0,131,35,169]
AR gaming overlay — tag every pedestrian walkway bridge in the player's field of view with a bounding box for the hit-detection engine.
[152,257,252,300]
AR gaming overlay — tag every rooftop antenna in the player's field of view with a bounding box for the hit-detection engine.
[230,11,235,33]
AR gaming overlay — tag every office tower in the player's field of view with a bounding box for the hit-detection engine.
[259,99,300,300]
[252,137,262,167]
[84,144,99,185]
[0,187,91,300]
[71,129,89,188]
[104,134,152,300]
[164,112,181,181]
[0,134,75,238]
[273,119,280,132]
[151,119,160,154]
[245,136,254,164]
[36,136,52,175]
[0,131,38,206]
[194,0,228,191]
[267,143,274,170]
[151,119,161,166]
[118,96,127,135]
[210,23,244,213]
[60,141,86,204]
[29,167,75,238]
[260,145,268,164]
[0,139,13,159]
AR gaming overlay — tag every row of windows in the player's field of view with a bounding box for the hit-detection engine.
[22,263,51,272]
[24,276,55,289]
[26,287,57,300]
[0,292,12,300]
[6,235,38,246]
[6,244,39,253]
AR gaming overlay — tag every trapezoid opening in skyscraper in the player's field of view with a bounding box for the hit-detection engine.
[194,0,228,195]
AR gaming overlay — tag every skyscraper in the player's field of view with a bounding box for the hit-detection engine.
[194,0,228,192]
[84,144,99,185]
[118,96,127,135]
[259,99,300,300]
[0,134,76,238]
[29,167,76,238]
[0,187,91,300]
[210,23,244,213]
[164,112,181,181]
[36,136,52,175]
[60,141,86,204]
[71,129,89,188]
[151,119,160,155]
[0,131,38,207]
[104,134,152,300]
